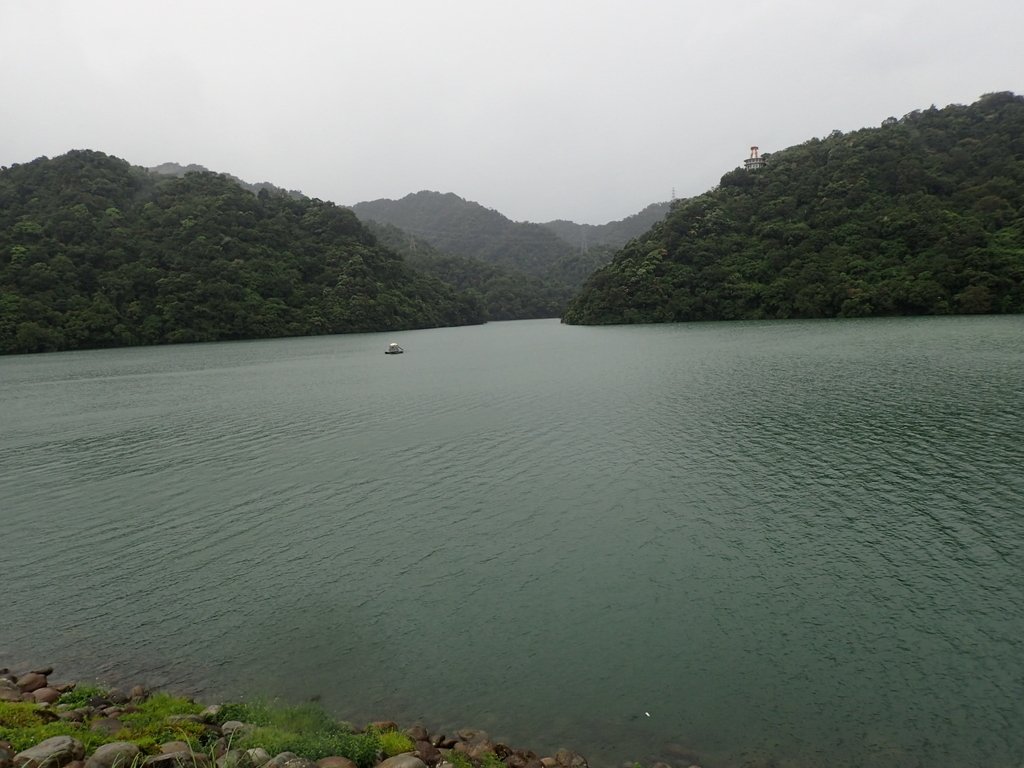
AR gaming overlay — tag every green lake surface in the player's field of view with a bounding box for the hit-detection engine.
[2,316,1022,767]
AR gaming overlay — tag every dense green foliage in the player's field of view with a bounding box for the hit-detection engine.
[0,151,484,354]
[564,93,1024,324]
[365,219,571,319]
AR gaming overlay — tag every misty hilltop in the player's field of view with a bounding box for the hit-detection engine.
[149,162,307,200]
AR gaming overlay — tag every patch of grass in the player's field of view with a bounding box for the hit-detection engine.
[219,700,336,733]
[55,684,109,709]
[116,691,208,751]
[0,701,42,729]
[236,726,378,766]
[445,751,473,768]
[0,702,112,753]
[478,753,505,768]
[119,692,202,728]
[377,729,414,757]
[221,700,379,768]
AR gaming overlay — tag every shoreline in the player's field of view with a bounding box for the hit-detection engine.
[0,666,624,768]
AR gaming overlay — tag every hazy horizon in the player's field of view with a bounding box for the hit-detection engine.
[2,0,1022,224]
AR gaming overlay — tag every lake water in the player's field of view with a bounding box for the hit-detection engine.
[2,317,1022,768]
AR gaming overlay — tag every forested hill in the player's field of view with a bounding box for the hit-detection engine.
[351,191,611,287]
[0,151,484,354]
[363,220,572,320]
[564,92,1024,325]
[540,201,672,250]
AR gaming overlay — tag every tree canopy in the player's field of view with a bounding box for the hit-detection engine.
[563,93,1024,324]
[0,151,483,354]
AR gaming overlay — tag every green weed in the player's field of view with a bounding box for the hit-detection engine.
[478,752,505,768]
[377,729,414,757]
[0,701,111,753]
[220,700,379,768]
[56,684,109,709]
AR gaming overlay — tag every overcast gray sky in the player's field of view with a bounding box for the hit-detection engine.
[2,1,1022,224]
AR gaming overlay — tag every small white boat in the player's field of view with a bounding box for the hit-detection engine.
[385,342,404,355]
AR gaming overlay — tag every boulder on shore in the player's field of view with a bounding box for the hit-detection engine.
[14,736,85,768]
[84,743,141,768]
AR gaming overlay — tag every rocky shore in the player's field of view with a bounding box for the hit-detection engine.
[0,667,625,768]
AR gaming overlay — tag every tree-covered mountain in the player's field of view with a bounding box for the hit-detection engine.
[351,191,600,286]
[0,150,484,354]
[540,201,672,250]
[564,92,1024,324]
[364,220,571,320]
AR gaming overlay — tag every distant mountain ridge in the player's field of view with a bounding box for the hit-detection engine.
[352,191,577,280]
[539,201,672,250]
[350,191,668,288]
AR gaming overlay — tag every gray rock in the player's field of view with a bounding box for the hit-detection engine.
[314,758,356,768]
[413,742,440,767]
[220,722,251,738]
[554,751,587,768]
[264,754,300,768]
[158,744,191,756]
[84,742,141,768]
[14,736,85,768]
[143,753,209,768]
[0,687,22,703]
[243,751,270,768]
[199,706,223,724]
[376,757,427,768]
[30,668,55,677]
[216,751,254,768]
[404,726,430,743]
[32,689,61,705]
[280,760,317,768]
[15,674,47,694]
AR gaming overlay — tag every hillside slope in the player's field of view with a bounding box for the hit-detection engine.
[540,201,671,250]
[564,92,1024,324]
[0,151,483,354]
[351,191,600,285]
